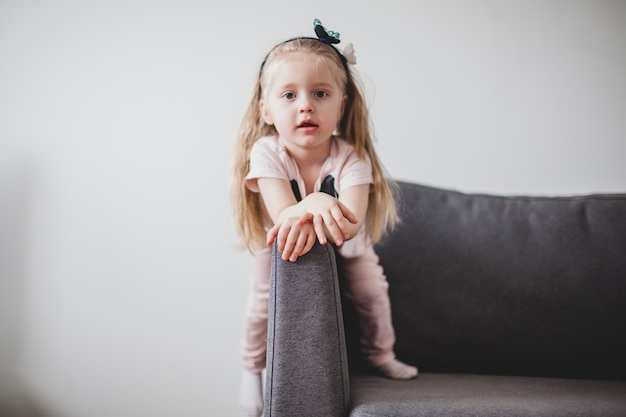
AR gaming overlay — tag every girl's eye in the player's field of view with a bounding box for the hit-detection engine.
[282,92,295,100]
[314,91,328,98]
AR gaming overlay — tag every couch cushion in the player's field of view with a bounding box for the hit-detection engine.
[374,182,626,379]
[349,373,626,417]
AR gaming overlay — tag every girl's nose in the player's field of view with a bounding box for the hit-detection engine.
[298,97,314,113]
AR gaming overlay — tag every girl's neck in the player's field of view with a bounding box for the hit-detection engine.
[280,136,333,194]
[280,136,332,169]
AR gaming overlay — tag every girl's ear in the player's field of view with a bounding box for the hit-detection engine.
[260,100,274,125]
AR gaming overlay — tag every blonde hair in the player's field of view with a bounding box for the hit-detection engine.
[231,38,398,251]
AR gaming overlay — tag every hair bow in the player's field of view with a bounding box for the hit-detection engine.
[313,18,357,65]
[314,18,340,44]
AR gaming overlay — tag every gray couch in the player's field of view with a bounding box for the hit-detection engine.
[263,181,626,417]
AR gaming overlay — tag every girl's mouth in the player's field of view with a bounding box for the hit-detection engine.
[298,120,318,129]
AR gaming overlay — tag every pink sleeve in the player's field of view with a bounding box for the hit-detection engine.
[244,139,290,192]
[338,152,373,193]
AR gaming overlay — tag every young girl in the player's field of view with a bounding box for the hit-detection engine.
[231,19,418,417]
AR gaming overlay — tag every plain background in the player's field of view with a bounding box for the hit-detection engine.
[1,1,625,416]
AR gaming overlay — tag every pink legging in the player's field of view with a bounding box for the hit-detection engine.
[241,245,396,373]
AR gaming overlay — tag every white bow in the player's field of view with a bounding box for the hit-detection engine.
[342,43,357,65]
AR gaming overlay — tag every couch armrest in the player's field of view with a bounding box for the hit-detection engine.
[264,241,350,417]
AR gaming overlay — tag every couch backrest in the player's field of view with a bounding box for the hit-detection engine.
[373,182,626,380]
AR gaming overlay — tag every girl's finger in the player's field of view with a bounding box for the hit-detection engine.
[281,226,302,261]
[289,231,309,262]
[281,237,294,261]
[302,232,316,255]
[331,207,351,239]
[313,214,327,245]
[338,201,358,224]
[266,224,280,245]
[275,224,292,253]
[322,212,344,246]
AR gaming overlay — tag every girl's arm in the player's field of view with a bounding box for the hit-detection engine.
[303,183,369,244]
[258,177,368,247]
[256,178,316,262]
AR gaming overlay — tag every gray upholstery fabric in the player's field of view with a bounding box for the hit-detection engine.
[350,373,626,417]
[375,182,626,379]
[264,242,350,417]
[264,181,626,416]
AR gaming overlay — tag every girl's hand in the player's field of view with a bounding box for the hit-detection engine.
[266,216,317,262]
[256,178,368,249]
[301,193,359,246]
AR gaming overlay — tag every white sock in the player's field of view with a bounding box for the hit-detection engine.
[376,359,418,380]
[239,369,263,417]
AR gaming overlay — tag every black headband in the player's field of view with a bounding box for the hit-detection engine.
[259,19,350,75]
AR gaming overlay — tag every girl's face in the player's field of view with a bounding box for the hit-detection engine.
[260,52,347,157]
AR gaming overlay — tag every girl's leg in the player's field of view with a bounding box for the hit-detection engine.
[241,247,272,372]
[239,247,272,416]
[239,369,263,417]
[341,245,418,379]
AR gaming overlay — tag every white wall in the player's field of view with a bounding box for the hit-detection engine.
[1,1,624,416]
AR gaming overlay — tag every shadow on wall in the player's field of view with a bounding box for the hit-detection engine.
[0,390,53,417]
[0,161,51,417]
